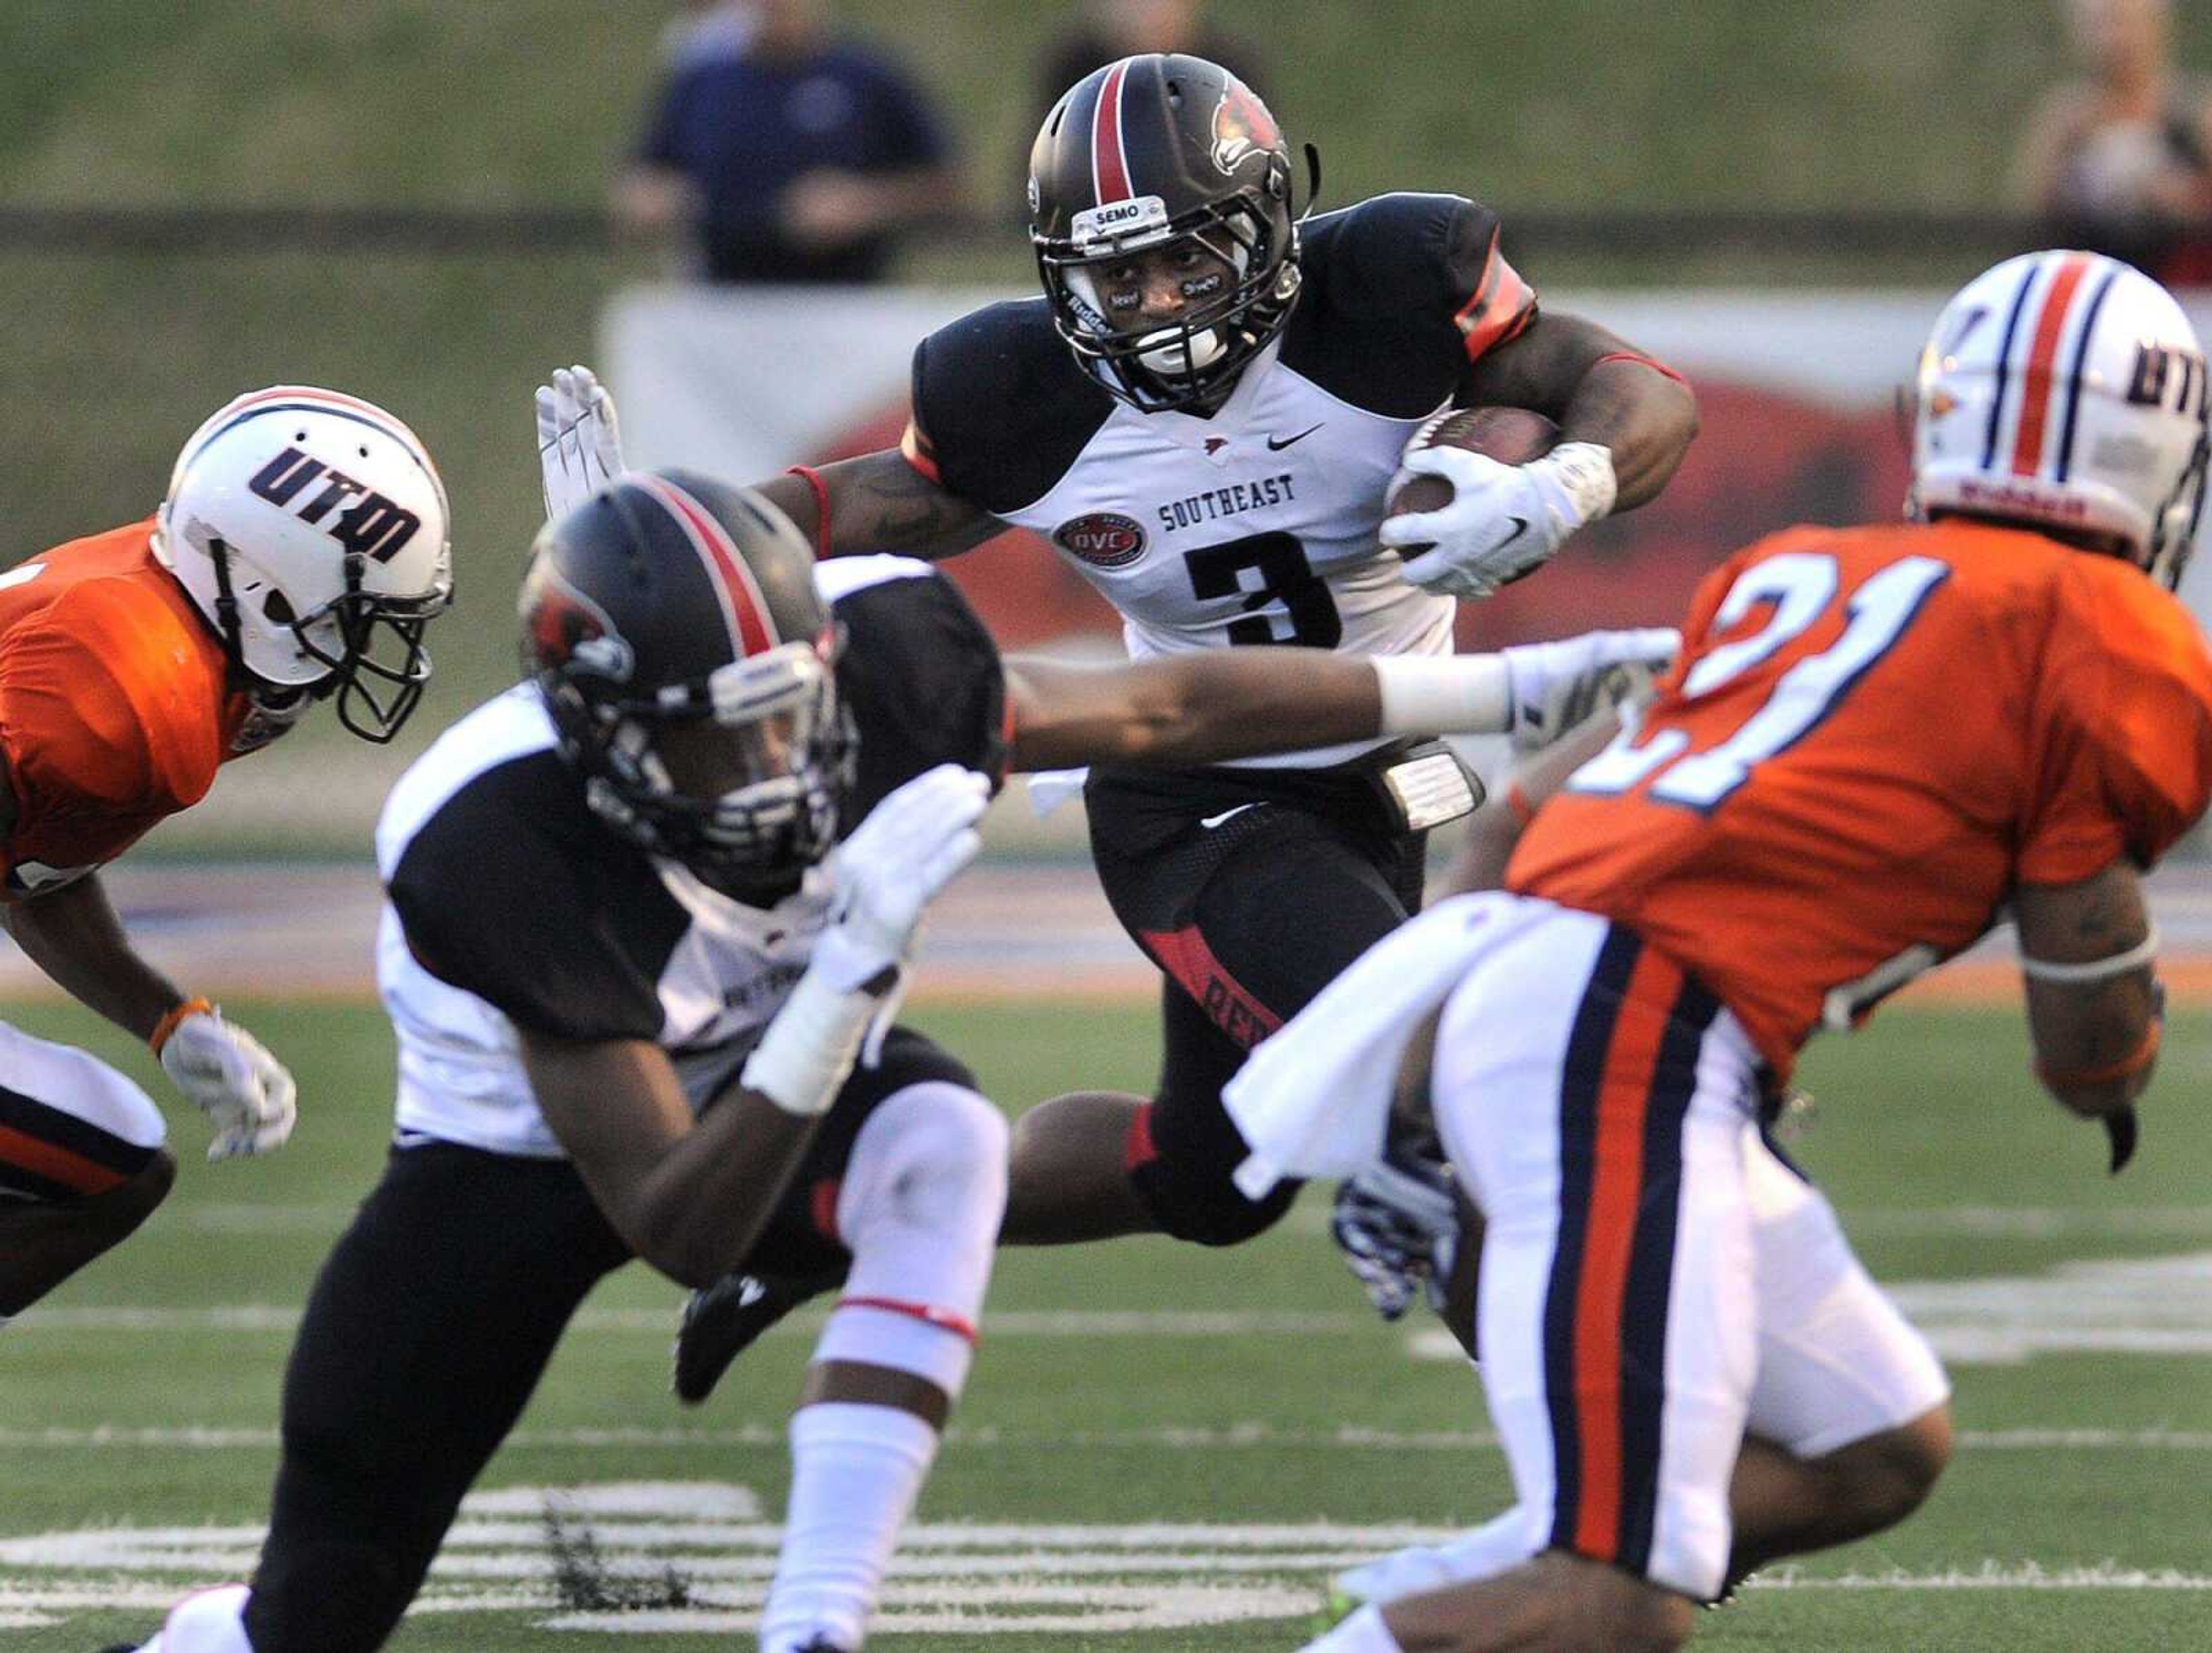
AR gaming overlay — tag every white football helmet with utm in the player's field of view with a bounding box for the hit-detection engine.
[154,386,454,742]
[1911,248,2211,588]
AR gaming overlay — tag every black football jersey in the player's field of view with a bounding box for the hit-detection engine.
[373,558,1003,1157]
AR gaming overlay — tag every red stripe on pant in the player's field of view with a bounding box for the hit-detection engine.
[1568,943,1685,1562]
[0,1121,130,1196]
[1137,925,1282,1049]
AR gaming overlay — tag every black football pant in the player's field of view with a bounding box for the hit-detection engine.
[1085,765,1425,1246]
[243,1030,972,1652]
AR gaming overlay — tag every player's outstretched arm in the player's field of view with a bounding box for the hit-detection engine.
[1001,630,1676,771]
[521,766,988,1288]
[533,365,999,558]
[2014,861,2163,1170]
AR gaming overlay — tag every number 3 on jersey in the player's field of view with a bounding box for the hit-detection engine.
[1571,551,1950,809]
[1182,532,1343,647]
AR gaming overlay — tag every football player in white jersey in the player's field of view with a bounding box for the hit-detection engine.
[119,464,1673,1653]
[608,51,1696,1392]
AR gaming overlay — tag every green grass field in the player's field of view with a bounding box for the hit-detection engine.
[1,995,2209,1648]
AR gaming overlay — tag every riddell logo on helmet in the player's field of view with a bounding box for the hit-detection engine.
[1210,79,1279,174]
[1054,512,1148,568]
[247,446,423,563]
[1956,479,2091,520]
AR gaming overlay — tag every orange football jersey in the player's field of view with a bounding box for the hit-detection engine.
[1509,517,2212,1078]
[0,519,253,896]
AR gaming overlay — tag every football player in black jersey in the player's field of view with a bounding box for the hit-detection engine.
[544,53,1696,1384]
[120,468,1673,1653]
[733,55,1694,1260]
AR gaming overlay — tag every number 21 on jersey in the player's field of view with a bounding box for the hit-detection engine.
[1570,551,1950,809]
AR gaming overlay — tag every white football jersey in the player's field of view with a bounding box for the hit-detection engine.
[373,562,1009,1159]
[908,192,1538,768]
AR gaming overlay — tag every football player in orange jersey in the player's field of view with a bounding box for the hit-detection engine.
[0,388,452,1335]
[1231,248,2212,1653]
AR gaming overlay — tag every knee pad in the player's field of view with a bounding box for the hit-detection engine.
[826,1083,1007,1398]
[836,1082,1006,1313]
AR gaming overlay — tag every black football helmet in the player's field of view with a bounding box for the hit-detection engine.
[520,471,853,893]
[1029,54,1302,413]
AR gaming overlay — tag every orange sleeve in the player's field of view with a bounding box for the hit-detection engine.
[0,585,225,879]
[1454,231,1538,361]
[2018,566,2212,884]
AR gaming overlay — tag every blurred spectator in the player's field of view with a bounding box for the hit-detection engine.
[2014,0,2212,282]
[1036,1,1264,116]
[616,0,965,284]
[656,0,759,68]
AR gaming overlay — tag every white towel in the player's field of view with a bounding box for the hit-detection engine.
[1223,892,1540,1198]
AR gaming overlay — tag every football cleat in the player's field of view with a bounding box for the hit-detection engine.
[672,1268,839,1405]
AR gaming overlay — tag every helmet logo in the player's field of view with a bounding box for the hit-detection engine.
[1027,172,1042,218]
[1071,194,1169,249]
[247,446,423,563]
[1052,511,1147,569]
[2126,343,2207,415]
[1210,78,1280,176]
[527,573,635,681]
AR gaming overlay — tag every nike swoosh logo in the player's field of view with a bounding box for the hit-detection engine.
[1266,424,1325,451]
[1496,517,1529,546]
[1199,803,1261,829]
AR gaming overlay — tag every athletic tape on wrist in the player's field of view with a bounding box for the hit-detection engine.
[1372,653,1512,737]
[741,968,877,1116]
[150,996,214,1055]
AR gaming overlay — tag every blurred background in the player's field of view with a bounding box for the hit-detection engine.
[7,0,2212,855]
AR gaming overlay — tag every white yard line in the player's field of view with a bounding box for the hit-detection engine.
[2,1424,2209,1452]
[14,1305,1374,1335]
[1749,1562,2212,1591]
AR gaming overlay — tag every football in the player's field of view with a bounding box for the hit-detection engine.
[1385,406,1561,543]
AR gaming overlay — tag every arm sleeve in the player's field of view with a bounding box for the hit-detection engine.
[386,776,675,1041]
[2018,570,2212,882]
[1437,196,1539,362]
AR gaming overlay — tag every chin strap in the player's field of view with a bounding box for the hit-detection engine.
[207,537,248,672]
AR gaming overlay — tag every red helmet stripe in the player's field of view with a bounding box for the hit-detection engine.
[632,475,778,657]
[1092,59,1132,204]
[2010,252,2094,477]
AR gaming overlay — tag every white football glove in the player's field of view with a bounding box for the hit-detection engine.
[1332,1142,1461,1323]
[535,363,628,521]
[158,1009,298,1162]
[813,764,991,993]
[1502,626,1680,750]
[1380,441,1619,599]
